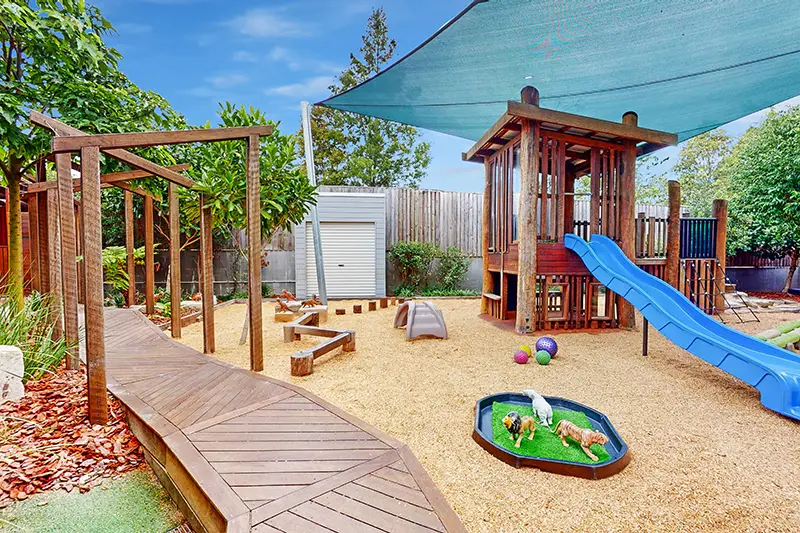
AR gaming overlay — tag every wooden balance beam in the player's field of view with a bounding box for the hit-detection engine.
[285,312,356,376]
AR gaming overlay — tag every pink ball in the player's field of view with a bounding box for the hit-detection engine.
[513,350,529,364]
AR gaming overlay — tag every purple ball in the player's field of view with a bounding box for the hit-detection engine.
[513,350,529,364]
[535,337,558,357]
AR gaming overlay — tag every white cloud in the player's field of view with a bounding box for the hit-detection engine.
[232,51,258,63]
[265,76,334,99]
[226,8,308,38]
[207,73,249,88]
[116,22,153,35]
[268,45,342,74]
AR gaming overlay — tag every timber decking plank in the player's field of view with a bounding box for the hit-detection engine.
[353,475,433,510]
[99,309,465,533]
[314,491,439,533]
[334,483,444,532]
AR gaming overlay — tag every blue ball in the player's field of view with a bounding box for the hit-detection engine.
[535,337,558,357]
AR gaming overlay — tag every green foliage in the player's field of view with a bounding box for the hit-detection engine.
[218,290,249,302]
[1,0,185,309]
[305,8,431,188]
[262,284,273,298]
[420,286,479,297]
[673,129,732,216]
[0,292,73,382]
[102,245,146,293]
[725,107,800,291]
[388,241,438,290]
[187,103,316,261]
[437,246,471,291]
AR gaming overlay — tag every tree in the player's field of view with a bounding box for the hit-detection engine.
[726,107,800,293]
[189,103,317,292]
[305,8,431,188]
[0,0,181,309]
[672,129,732,216]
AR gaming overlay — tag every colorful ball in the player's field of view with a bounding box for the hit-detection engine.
[513,350,529,364]
[535,350,551,365]
[518,345,532,356]
[535,336,558,357]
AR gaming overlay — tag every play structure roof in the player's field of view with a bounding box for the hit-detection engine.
[320,0,800,143]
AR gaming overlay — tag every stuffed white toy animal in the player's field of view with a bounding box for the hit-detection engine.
[521,389,553,428]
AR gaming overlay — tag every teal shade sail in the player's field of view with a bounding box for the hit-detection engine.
[321,0,800,142]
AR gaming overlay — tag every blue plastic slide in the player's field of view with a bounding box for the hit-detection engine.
[565,234,800,421]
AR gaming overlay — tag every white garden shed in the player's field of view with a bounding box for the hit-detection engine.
[294,192,386,299]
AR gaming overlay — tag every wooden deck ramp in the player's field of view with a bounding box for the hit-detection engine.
[101,309,465,533]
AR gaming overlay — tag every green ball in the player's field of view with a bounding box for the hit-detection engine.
[535,350,551,365]
[519,345,532,356]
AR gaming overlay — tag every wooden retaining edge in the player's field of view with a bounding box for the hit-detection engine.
[107,376,250,533]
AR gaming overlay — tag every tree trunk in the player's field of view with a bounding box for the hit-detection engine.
[782,250,798,294]
[6,174,24,310]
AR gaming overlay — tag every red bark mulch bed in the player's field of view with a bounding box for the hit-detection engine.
[0,366,143,508]
[746,291,800,303]
[147,306,195,326]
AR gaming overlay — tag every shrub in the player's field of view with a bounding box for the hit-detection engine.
[262,284,273,298]
[392,283,416,298]
[0,292,74,382]
[421,286,479,297]
[388,241,438,290]
[437,246,470,291]
[102,246,146,294]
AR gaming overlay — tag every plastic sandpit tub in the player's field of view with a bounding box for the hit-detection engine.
[472,392,630,479]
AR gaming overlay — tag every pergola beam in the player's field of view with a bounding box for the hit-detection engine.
[25,164,188,195]
[29,111,195,188]
[50,126,273,153]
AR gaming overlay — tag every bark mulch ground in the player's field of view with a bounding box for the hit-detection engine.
[747,291,800,303]
[0,366,143,508]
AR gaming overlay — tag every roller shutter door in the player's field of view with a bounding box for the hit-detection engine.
[306,222,376,298]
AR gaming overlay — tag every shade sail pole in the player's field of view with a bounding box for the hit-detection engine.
[301,101,327,304]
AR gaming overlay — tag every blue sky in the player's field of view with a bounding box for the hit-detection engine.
[94,0,799,193]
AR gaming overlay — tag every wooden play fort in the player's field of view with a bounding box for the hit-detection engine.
[285,312,356,376]
[466,86,731,333]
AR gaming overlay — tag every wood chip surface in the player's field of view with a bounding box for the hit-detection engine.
[179,300,800,532]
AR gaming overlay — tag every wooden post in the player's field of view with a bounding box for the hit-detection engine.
[368,301,377,312]
[75,200,85,305]
[712,199,728,312]
[169,183,182,337]
[481,160,492,314]
[55,153,80,369]
[199,193,215,354]
[124,191,135,307]
[666,180,681,288]
[564,171,575,238]
[246,134,264,372]
[37,191,50,295]
[635,212,646,257]
[80,146,108,425]
[516,86,540,334]
[144,194,155,315]
[45,188,63,340]
[28,194,40,292]
[618,111,638,329]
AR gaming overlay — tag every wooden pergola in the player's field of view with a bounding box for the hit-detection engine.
[26,111,272,424]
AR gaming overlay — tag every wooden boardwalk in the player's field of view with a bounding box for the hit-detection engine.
[101,309,465,533]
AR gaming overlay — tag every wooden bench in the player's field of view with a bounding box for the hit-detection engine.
[483,292,502,319]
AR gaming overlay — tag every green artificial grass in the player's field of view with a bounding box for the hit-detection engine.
[0,469,183,533]
[491,402,611,464]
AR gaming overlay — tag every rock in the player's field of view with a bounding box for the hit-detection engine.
[0,345,24,404]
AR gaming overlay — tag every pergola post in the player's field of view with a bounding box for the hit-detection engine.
[76,200,85,305]
[246,134,264,372]
[618,112,638,329]
[80,145,108,425]
[169,183,182,337]
[516,86,540,334]
[56,153,81,368]
[712,199,728,312]
[199,193,215,354]
[28,188,41,293]
[666,180,682,288]
[124,191,135,307]
[144,194,155,315]
[45,187,63,340]
[37,191,50,295]
[480,161,492,314]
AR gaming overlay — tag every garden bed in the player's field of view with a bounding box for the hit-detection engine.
[0,366,143,508]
